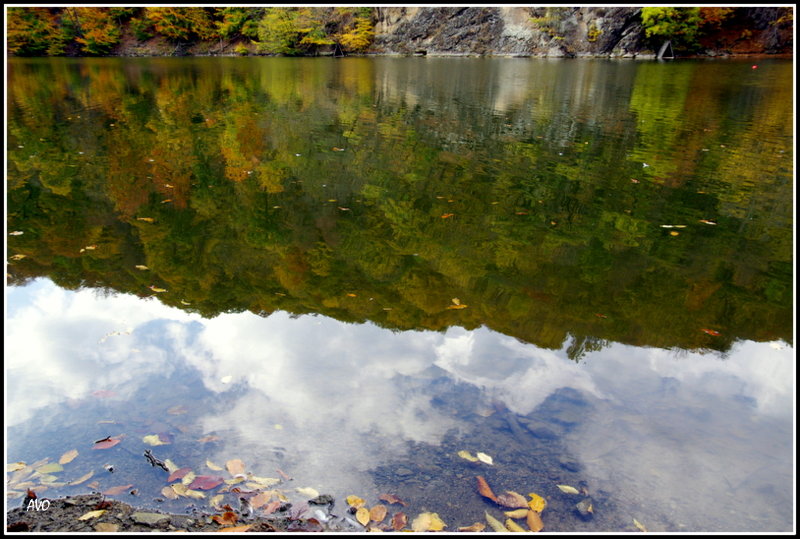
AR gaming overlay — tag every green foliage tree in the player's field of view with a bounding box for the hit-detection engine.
[216,7,263,39]
[6,7,72,56]
[256,7,332,55]
[641,7,703,51]
[144,7,218,42]
[335,9,374,53]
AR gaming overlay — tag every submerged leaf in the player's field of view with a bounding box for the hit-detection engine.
[225,459,245,476]
[181,471,197,486]
[296,486,319,498]
[69,470,94,486]
[102,484,133,496]
[633,518,647,532]
[505,518,526,532]
[458,450,479,462]
[457,522,486,532]
[161,486,179,500]
[527,492,547,513]
[527,509,544,532]
[189,475,224,490]
[496,491,528,509]
[36,463,63,474]
[207,460,223,471]
[476,475,498,502]
[484,511,508,532]
[167,467,192,483]
[391,512,408,531]
[346,495,366,508]
[476,452,493,465]
[411,513,431,532]
[143,434,169,446]
[7,462,27,472]
[557,484,580,495]
[378,493,406,506]
[59,449,79,465]
[369,504,388,523]
[356,507,370,526]
[504,508,530,519]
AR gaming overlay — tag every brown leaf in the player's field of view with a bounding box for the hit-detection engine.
[59,449,79,465]
[527,510,544,532]
[92,438,121,450]
[378,493,407,506]
[215,525,252,532]
[369,504,388,523]
[212,512,238,526]
[261,500,282,515]
[496,490,528,509]
[476,475,498,502]
[458,522,486,532]
[102,484,134,496]
[391,512,408,531]
[226,459,245,476]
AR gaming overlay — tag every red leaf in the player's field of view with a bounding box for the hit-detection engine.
[102,484,134,496]
[261,501,282,515]
[189,475,224,490]
[391,512,408,531]
[167,467,193,482]
[212,511,238,526]
[701,328,721,336]
[92,438,121,450]
[476,475,498,502]
[378,493,407,506]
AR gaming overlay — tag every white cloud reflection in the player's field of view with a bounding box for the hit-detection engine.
[5,278,793,531]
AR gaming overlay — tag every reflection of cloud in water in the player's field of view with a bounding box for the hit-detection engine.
[5,279,199,426]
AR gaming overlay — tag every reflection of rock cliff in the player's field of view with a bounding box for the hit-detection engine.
[372,6,792,57]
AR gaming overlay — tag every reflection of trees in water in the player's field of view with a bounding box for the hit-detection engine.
[6,58,793,352]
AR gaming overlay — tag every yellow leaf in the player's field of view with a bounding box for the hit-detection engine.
[149,286,167,293]
[346,495,366,508]
[504,509,529,519]
[59,449,79,465]
[95,523,119,532]
[69,470,94,486]
[411,513,432,532]
[476,452,493,465]
[505,518,526,532]
[142,434,168,446]
[669,231,679,236]
[457,522,486,532]
[207,460,223,471]
[557,484,580,495]
[210,494,224,508]
[78,510,106,520]
[35,463,63,474]
[369,504,388,523]
[247,475,280,488]
[356,507,370,526]
[451,298,461,305]
[9,254,26,260]
[484,511,508,532]
[164,459,178,473]
[446,303,468,309]
[457,450,479,462]
[7,462,26,472]
[226,459,245,476]
[296,486,319,498]
[427,513,446,531]
[527,510,544,532]
[137,217,155,223]
[527,492,547,513]
[181,471,196,486]
[135,265,149,270]
[161,486,178,500]
[633,518,647,532]
[215,525,252,532]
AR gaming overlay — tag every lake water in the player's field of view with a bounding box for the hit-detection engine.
[6,57,794,532]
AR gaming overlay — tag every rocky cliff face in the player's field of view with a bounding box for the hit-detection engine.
[372,6,791,58]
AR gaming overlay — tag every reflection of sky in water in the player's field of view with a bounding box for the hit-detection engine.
[5,278,793,532]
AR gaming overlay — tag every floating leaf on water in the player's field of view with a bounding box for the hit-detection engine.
[36,463,63,474]
[476,452,493,465]
[476,475,498,502]
[149,286,167,293]
[527,509,544,532]
[484,511,508,532]
[458,522,486,532]
[248,476,280,489]
[7,462,27,472]
[496,491,528,509]
[701,328,721,336]
[164,459,179,473]
[458,450,479,462]
[69,470,94,486]
[378,493,406,506]
[557,484,580,495]
[136,217,155,223]
[102,484,133,496]
[441,213,454,219]
[669,231,680,236]
[633,518,647,532]
[212,511,238,526]
[369,504,388,523]
[142,434,169,446]
[249,491,273,509]
[198,435,221,444]
[135,265,149,270]
[225,459,245,476]
[189,475,224,490]
[167,467,192,483]
[356,506,370,526]
[161,486,178,500]
[171,483,205,499]
[9,254,26,260]
[9,231,24,236]
[391,512,408,531]
[181,471,197,486]
[78,510,106,521]
[346,495,366,508]
[527,492,547,513]
[699,219,717,225]
[210,494,224,508]
[504,509,530,519]
[296,486,319,498]
[505,518,526,532]
[261,500,282,515]
[411,512,432,532]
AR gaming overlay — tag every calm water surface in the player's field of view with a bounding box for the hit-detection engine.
[6,57,794,532]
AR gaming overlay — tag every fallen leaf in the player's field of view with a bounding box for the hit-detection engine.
[7,462,27,472]
[378,493,407,506]
[457,522,486,532]
[136,217,155,223]
[181,471,197,486]
[247,476,280,489]
[78,510,106,520]
[391,512,408,531]
[506,518,526,532]
[212,511,238,526]
[476,452,493,465]
[701,328,721,336]
[199,435,221,444]
[504,508,529,519]
[261,500,282,515]
[161,486,179,499]
[699,219,717,225]
[164,459,179,473]
[135,265,149,270]
[485,511,508,532]
[149,286,167,293]
[411,512,431,532]
[59,449,79,465]
[189,476,224,490]
[527,509,544,532]
[9,254,27,260]
[557,484,580,495]
[446,303,468,309]
[296,486,319,498]
[94,523,119,532]
[426,513,446,531]
[69,470,94,486]
[633,518,647,532]
[346,495,366,508]
[9,231,24,236]
[441,213,454,219]
[161,199,172,204]
[167,467,193,482]
[210,494,224,508]
[356,507,370,526]
[669,231,680,236]
[458,450,479,462]
[527,492,547,513]
[215,525,252,532]
[225,459,245,476]
[171,483,206,499]
[142,434,169,446]
[496,491,528,509]
[103,484,134,496]
[35,463,63,474]
[369,504,388,523]
[476,475,498,502]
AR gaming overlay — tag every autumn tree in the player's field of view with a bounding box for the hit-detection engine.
[6,7,73,56]
[216,7,264,39]
[641,7,703,51]
[144,7,218,42]
[334,7,375,53]
[256,7,333,55]
[71,7,121,55]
